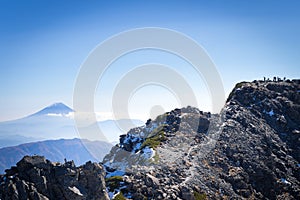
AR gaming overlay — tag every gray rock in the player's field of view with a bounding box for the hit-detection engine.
[103,79,300,199]
[0,156,109,200]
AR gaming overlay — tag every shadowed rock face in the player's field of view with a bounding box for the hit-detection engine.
[0,155,109,200]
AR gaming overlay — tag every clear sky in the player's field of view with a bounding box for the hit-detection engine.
[0,0,299,121]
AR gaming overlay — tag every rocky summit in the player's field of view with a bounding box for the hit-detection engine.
[102,79,300,199]
[0,155,109,200]
[0,79,299,200]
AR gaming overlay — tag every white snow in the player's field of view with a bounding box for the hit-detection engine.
[268,110,274,116]
[180,113,188,118]
[68,186,83,196]
[280,178,291,185]
[47,112,74,118]
[140,131,145,137]
[123,135,131,144]
[221,122,227,127]
[104,159,128,172]
[133,142,142,151]
[106,170,125,178]
[109,187,127,199]
[263,109,274,117]
[142,147,155,159]
[108,191,115,199]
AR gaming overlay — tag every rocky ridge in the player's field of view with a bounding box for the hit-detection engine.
[103,79,300,199]
[103,106,217,199]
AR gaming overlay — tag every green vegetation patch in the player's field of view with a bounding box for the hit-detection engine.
[235,81,247,89]
[148,124,167,138]
[106,176,123,192]
[152,152,160,163]
[194,191,207,200]
[113,192,126,200]
[140,130,166,149]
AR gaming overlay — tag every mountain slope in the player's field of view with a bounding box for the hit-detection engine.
[0,138,113,173]
[102,79,300,199]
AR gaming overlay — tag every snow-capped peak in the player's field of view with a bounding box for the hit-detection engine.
[31,102,74,117]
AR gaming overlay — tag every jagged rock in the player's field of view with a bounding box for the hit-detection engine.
[103,79,300,199]
[0,156,109,200]
[145,174,159,187]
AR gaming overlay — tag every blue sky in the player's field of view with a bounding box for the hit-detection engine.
[0,0,299,121]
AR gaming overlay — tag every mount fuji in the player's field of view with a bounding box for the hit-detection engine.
[0,103,143,148]
[29,102,73,116]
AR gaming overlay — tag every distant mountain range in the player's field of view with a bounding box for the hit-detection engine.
[0,102,143,173]
[0,102,143,148]
[0,138,113,173]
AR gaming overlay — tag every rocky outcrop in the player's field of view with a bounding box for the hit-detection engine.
[103,79,300,199]
[0,155,109,200]
[208,79,300,199]
[102,105,222,199]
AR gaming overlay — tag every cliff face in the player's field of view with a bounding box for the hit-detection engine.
[103,79,300,199]
[0,79,299,200]
[0,156,109,200]
[201,79,300,199]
